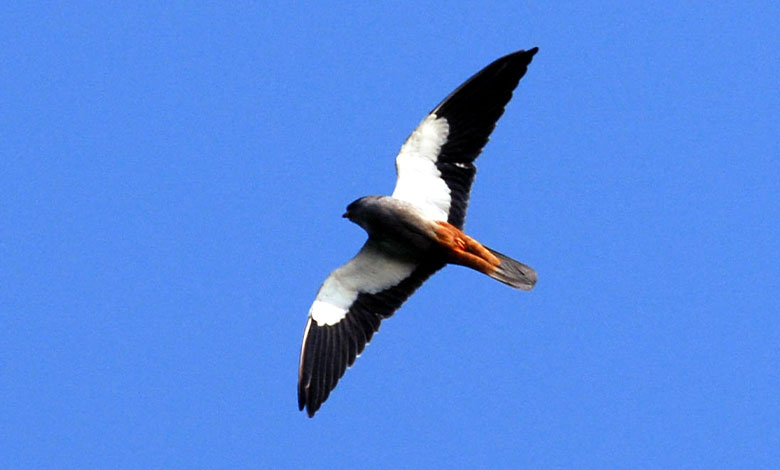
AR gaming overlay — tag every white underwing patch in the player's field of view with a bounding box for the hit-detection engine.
[391,114,451,221]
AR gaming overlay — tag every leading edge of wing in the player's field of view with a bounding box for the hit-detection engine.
[298,241,443,417]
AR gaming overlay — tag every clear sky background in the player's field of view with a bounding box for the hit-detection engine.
[3,2,779,468]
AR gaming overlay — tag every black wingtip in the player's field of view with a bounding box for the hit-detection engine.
[506,47,538,64]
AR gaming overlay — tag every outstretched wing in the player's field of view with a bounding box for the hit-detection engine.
[391,48,538,229]
[298,240,443,417]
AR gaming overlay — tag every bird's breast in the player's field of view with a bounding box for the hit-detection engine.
[355,198,439,256]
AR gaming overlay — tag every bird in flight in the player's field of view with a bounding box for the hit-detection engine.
[298,48,539,417]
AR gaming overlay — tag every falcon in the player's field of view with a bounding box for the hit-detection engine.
[299,48,539,417]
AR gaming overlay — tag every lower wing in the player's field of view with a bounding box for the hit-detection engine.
[298,240,443,417]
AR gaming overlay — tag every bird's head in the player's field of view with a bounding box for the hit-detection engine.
[343,196,367,221]
[342,196,383,224]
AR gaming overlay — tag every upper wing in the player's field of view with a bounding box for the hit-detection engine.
[298,240,443,417]
[391,48,538,228]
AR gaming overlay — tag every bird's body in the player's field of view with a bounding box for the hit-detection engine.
[299,48,540,417]
[344,196,438,257]
[344,195,535,288]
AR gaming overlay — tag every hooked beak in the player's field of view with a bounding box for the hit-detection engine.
[342,212,349,218]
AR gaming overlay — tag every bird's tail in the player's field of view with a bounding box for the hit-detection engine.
[483,246,537,290]
[433,221,537,290]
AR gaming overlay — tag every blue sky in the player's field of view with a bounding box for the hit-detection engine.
[2,2,779,468]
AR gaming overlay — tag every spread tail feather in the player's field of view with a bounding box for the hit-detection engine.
[484,247,537,290]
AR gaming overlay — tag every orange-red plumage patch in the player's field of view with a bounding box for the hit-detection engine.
[433,221,501,274]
